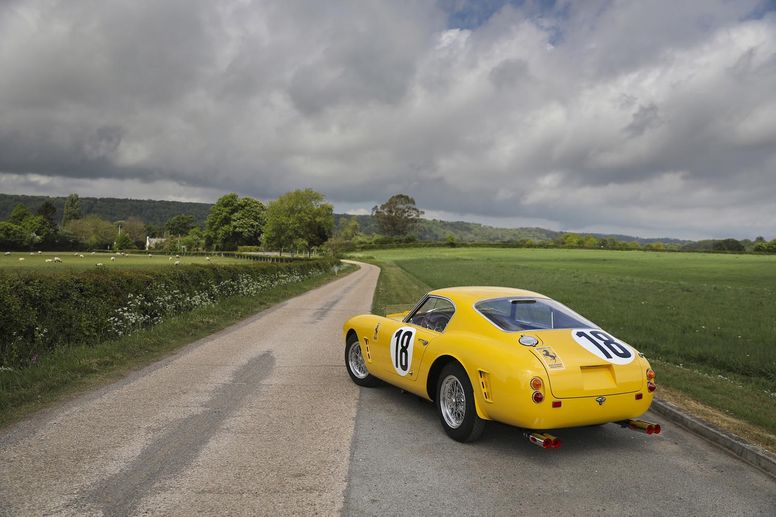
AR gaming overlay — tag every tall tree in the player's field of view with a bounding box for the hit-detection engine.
[36,200,58,228]
[8,204,32,226]
[205,193,265,250]
[263,189,333,255]
[371,194,423,237]
[63,193,82,224]
[166,214,195,237]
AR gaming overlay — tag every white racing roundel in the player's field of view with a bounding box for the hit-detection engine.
[390,326,416,376]
[572,329,635,365]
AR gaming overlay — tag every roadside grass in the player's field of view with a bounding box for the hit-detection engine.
[350,248,776,450]
[0,251,249,271]
[0,264,355,428]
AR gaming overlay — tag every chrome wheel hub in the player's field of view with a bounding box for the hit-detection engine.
[348,341,369,379]
[440,375,466,429]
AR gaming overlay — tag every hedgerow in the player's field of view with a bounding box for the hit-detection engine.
[0,259,337,368]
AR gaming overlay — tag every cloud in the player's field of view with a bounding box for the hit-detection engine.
[0,0,775,239]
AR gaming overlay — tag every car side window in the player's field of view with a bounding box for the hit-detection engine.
[406,297,455,333]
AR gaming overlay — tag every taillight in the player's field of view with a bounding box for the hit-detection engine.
[646,368,656,380]
[635,393,643,400]
[552,400,562,408]
[530,377,543,390]
[647,381,656,392]
[532,391,544,403]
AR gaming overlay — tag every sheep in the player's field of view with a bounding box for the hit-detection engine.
[54,257,62,263]
[96,263,104,267]
[175,254,180,259]
[174,260,181,266]
[90,251,95,255]
[45,258,53,263]
[3,252,9,255]
[30,252,34,255]
[206,256,211,261]
[110,256,116,262]
[37,251,42,254]
[79,254,85,258]
[168,256,173,261]
[18,257,25,261]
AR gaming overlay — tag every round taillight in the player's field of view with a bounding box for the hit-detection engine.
[646,369,656,380]
[647,381,656,392]
[530,377,543,391]
[532,391,544,403]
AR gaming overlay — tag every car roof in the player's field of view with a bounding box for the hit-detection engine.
[429,286,549,305]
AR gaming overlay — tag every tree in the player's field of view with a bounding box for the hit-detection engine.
[114,231,136,250]
[64,216,115,249]
[205,193,266,250]
[0,222,27,249]
[36,200,58,228]
[371,194,423,237]
[8,204,32,226]
[122,217,147,248]
[263,189,334,255]
[63,193,82,224]
[712,238,745,252]
[166,214,195,237]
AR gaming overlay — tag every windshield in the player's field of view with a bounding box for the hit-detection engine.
[475,297,598,331]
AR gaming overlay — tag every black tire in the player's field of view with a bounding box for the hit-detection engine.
[436,362,485,442]
[345,333,380,387]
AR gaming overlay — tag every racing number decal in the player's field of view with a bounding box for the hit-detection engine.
[390,326,416,376]
[572,329,635,365]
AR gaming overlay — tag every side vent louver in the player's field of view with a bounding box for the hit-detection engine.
[478,370,493,402]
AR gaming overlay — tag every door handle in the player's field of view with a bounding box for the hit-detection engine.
[419,339,429,346]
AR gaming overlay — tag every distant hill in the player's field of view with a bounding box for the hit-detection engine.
[1,192,688,245]
[0,193,211,227]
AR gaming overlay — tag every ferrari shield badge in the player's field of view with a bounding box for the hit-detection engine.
[536,346,564,370]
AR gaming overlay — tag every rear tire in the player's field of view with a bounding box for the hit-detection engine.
[436,362,485,442]
[345,333,380,387]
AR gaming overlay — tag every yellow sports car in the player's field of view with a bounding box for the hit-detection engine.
[343,286,661,446]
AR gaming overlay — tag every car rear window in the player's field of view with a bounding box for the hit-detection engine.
[475,297,597,331]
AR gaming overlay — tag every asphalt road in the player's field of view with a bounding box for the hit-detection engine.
[1,263,774,516]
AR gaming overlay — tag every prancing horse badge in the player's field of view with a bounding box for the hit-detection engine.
[596,396,606,405]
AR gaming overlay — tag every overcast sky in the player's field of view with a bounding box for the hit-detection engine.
[1,0,775,239]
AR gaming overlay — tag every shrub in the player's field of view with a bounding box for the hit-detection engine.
[0,258,337,368]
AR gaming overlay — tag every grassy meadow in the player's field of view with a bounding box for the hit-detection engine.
[0,251,248,271]
[351,247,776,445]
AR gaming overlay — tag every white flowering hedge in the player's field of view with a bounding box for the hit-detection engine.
[0,259,338,368]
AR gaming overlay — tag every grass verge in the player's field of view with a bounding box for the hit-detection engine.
[0,264,355,428]
[361,256,776,453]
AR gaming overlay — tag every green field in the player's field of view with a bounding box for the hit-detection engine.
[351,248,776,443]
[0,251,248,270]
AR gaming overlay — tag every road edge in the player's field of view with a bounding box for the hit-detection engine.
[651,399,776,478]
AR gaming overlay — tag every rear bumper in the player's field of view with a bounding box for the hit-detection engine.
[492,391,654,430]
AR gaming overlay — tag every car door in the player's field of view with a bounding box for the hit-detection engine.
[373,296,455,385]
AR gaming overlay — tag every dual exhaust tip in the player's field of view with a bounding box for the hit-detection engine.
[525,419,662,449]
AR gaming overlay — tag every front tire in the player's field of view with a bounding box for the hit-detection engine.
[345,333,380,387]
[436,362,485,442]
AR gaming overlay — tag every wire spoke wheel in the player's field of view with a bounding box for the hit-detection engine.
[348,341,369,379]
[440,374,466,429]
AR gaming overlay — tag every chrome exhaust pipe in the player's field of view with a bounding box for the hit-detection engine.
[524,432,561,448]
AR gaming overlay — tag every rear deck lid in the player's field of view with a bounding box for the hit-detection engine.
[528,328,644,398]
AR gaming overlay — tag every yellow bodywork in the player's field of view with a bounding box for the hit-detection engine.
[343,286,654,430]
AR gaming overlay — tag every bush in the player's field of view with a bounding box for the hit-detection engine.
[0,258,337,368]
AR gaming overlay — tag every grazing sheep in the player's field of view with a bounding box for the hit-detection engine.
[174,260,181,265]
[30,252,34,255]
[37,251,42,254]
[4,252,9,255]
[96,263,104,267]
[110,256,115,262]
[45,258,53,263]
[91,251,96,255]
[19,257,25,261]
[176,254,180,259]
[206,256,211,261]
[79,254,85,258]
[54,257,62,263]
[168,256,173,261]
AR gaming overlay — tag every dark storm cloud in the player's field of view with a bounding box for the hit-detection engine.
[0,0,775,239]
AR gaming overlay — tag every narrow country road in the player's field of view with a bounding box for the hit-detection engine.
[0,263,379,516]
[1,262,774,516]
